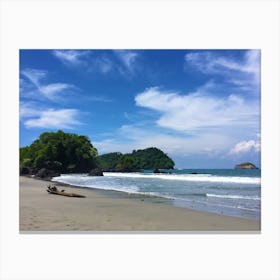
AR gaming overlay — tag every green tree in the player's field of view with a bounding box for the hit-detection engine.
[98,147,175,171]
[97,152,123,171]
[130,147,174,169]
[20,130,98,174]
[115,155,138,172]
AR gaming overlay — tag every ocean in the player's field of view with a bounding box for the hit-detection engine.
[52,169,261,220]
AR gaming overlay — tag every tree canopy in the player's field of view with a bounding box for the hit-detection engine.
[97,147,174,172]
[20,131,175,175]
[96,152,123,171]
[20,130,98,174]
[130,147,174,169]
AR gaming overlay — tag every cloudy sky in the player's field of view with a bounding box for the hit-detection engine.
[20,49,261,168]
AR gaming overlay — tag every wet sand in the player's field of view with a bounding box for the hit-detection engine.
[19,176,260,232]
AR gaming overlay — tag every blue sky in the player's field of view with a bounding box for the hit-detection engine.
[20,49,261,168]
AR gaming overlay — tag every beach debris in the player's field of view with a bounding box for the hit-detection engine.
[46,185,86,198]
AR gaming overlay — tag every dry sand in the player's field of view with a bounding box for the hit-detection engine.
[19,176,260,232]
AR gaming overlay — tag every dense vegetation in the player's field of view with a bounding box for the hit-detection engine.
[20,130,98,175]
[96,152,123,171]
[97,147,174,171]
[130,147,174,169]
[20,131,175,176]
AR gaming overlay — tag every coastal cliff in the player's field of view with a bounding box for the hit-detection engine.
[234,162,258,169]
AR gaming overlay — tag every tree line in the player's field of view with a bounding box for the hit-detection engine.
[20,130,175,176]
[97,148,174,172]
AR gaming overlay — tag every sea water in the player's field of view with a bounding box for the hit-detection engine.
[52,169,261,220]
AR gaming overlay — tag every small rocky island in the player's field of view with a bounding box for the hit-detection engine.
[234,162,258,169]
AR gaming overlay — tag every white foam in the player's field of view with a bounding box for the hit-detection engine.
[206,193,261,200]
[52,175,140,194]
[52,175,168,197]
[103,172,260,184]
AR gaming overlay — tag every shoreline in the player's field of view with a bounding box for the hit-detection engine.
[20,176,261,232]
[51,176,260,221]
[51,172,260,220]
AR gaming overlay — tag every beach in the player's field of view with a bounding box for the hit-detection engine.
[19,176,260,232]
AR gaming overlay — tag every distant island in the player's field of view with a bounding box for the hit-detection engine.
[20,130,174,178]
[234,162,258,169]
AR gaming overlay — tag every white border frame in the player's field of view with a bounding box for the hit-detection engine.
[1,0,279,279]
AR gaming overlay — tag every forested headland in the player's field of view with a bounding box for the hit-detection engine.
[20,131,175,178]
[97,147,174,172]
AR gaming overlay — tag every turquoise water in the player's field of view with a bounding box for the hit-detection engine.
[52,169,261,220]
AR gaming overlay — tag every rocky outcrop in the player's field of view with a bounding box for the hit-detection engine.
[153,168,169,174]
[234,162,258,169]
[20,166,32,175]
[88,167,104,176]
[35,168,60,179]
[114,166,138,173]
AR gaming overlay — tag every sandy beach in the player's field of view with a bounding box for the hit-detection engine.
[19,176,260,232]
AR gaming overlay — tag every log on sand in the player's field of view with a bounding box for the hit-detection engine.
[46,185,86,198]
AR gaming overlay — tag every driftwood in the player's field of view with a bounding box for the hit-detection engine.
[46,185,86,198]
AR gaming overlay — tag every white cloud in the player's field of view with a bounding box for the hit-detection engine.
[93,123,260,168]
[20,68,75,101]
[94,56,113,73]
[243,50,261,85]
[24,108,81,129]
[20,102,42,119]
[93,123,230,157]
[135,86,259,132]
[39,83,74,98]
[185,50,260,75]
[121,125,229,155]
[114,50,138,73]
[93,81,260,162]
[185,50,260,89]
[21,69,47,86]
[52,50,140,77]
[229,139,261,155]
[53,50,89,65]
[93,125,260,168]
[20,100,82,130]
[130,85,260,160]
